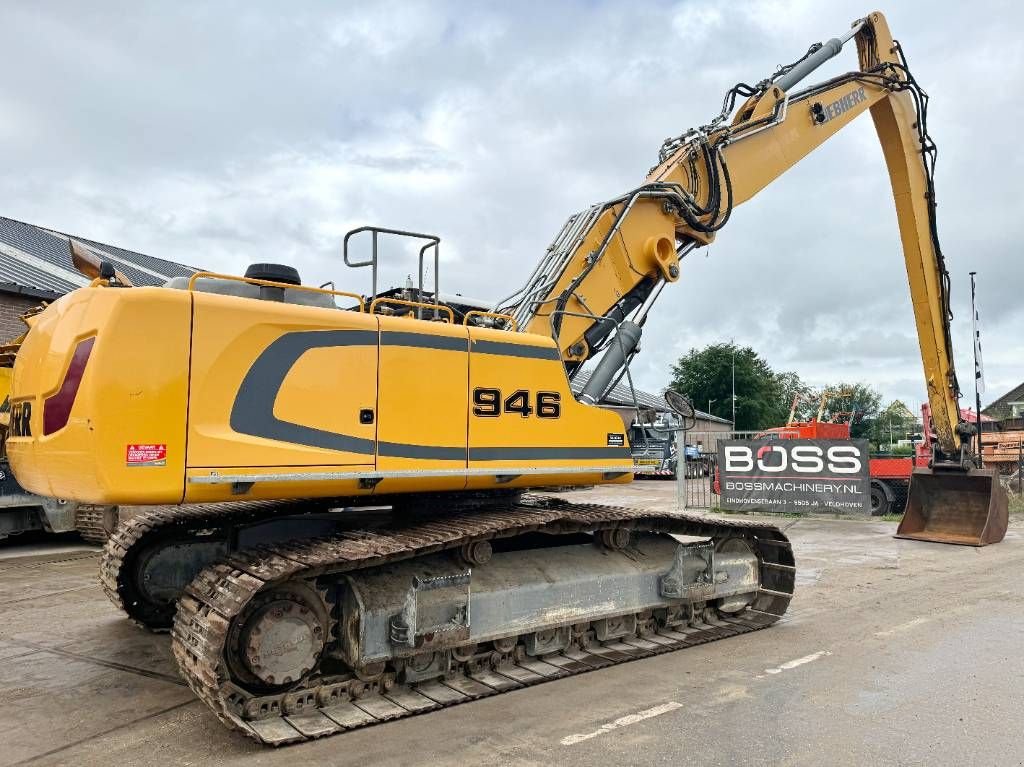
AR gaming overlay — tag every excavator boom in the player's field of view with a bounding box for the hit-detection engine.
[497,11,1006,545]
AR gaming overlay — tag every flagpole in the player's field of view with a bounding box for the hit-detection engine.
[970,271,983,466]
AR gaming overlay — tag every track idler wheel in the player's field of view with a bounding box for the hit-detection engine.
[458,540,492,567]
[597,527,632,550]
[452,643,478,663]
[226,583,329,690]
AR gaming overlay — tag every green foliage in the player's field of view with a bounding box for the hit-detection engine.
[813,382,882,440]
[776,371,815,422]
[668,342,799,431]
[668,344,893,438]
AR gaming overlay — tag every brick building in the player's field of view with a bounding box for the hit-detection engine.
[0,216,196,339]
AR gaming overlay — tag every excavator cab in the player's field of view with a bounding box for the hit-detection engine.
[897,467,1009,546]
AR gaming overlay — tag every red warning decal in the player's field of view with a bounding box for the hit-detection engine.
[126,443,167,467]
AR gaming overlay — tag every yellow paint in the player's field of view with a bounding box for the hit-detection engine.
[7,286,190,503]
[527,11,962,456]
[9,281,630,504]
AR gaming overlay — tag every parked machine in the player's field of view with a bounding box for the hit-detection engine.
[5,12,1005,744]
[753,397,910,516]
[629,420,679,478]
[629,414,704,479]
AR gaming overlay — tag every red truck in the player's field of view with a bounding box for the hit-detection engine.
[752,403,982,515]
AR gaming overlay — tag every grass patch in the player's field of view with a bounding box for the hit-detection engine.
[1009,492,1024,515]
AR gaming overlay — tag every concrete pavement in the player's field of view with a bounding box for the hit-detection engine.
[1,485,1021,766]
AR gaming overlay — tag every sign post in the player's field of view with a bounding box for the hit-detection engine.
[970,271,985,466]
[676,425,687,510]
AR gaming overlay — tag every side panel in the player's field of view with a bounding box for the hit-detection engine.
[373,317,469,494]
[466,327,632,490]
[185,293,379,502]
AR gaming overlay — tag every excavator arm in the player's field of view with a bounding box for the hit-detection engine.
[501,12,961,456]
[497,11,1007,545]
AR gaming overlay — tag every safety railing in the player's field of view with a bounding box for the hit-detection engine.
[342,226,441,311]
[369,296,454,323]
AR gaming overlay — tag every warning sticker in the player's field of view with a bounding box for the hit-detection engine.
[126,444,167,467]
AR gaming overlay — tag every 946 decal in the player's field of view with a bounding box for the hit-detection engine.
[472,388,561,419]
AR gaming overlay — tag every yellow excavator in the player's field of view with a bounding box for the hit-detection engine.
[5,11,1006,745]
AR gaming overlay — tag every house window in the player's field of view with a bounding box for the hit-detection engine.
[1010,402,1024,418]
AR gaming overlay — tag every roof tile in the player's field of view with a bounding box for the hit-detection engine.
[0,216,197,296]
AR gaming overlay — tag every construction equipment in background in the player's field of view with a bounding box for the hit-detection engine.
[859,403,1012,519]
[4,11,1004,744]
[629,420,706,480]
[757,393,915,515]
[0,306,117,543]
[758,391,1010,522]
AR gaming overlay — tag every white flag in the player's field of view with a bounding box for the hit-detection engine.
[972,301,985,395]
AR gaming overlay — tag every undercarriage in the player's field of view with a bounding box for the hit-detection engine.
[102,495,794,745]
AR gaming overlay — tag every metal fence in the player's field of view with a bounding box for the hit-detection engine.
[673,429,800,511]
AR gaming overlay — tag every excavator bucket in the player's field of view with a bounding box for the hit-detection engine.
[896,467,1009,546]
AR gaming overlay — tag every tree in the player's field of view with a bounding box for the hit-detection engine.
[815,382,883,440]
[668,342,803,431]
[776,371,816,422]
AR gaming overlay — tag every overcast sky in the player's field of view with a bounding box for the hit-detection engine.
[2,0,1020,415]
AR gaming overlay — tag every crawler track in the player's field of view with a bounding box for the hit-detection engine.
[100,500,326,629]
[170,498,795,745]
[75,505,118,545]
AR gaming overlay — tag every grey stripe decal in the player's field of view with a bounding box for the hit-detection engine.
[230,328,578,460]
[378,442,466,461]
[231,329,470,456]
[381,331,468,352]
[469,446,631,461]
[470,339,561,360]
[381,332,559,360]
[230,330,378,454]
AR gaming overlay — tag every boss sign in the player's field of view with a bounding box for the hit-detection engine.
[718,439,870,514]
